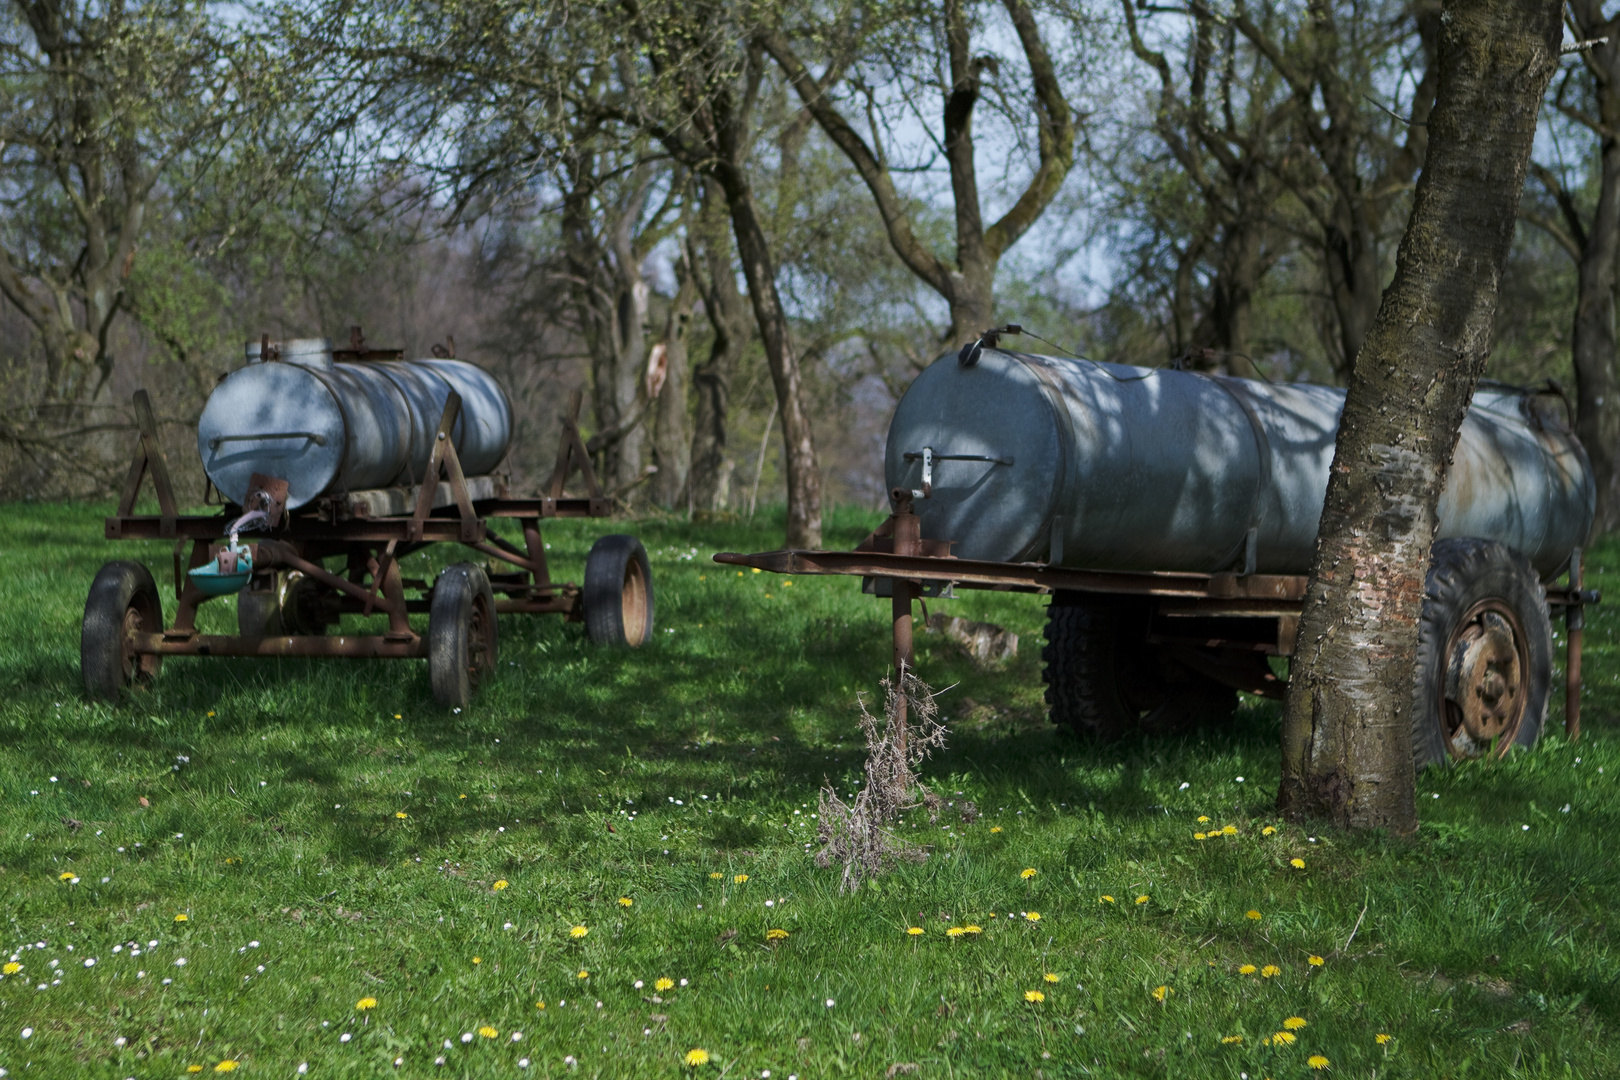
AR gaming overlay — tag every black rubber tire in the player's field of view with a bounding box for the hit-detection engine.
[428,563,499,708]
[584,534,655,647]
[280,572,332,636]
[1042,594,1236,740]
[82,561,163,701]
[1042,600,1135,739]
[1413,538,1551,769]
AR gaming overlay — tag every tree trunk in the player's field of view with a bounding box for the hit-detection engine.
[712,161,822,548]
[1568,0,1620,537]
[1278,0,1561,831]
[650,262,697,507]
[688,181,751,512]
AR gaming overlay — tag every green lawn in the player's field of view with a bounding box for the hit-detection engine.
[1,501,1618,1078]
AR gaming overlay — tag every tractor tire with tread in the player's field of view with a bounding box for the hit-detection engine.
[1043,594,1237,739]
[1413,538,1551,768]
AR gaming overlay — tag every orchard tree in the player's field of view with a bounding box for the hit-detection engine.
[1279,0,1563,829]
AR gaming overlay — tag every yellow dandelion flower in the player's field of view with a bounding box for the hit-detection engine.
[395,811,408,819]
[478,1025,498,1039]
[1099,895,1115,904]
[569,925,588,939]
[58,871,74,882]
[709,872,723,879]
[394,714,402,720]
[356,997,377,1011]
[492,880,509,891]
[1238,964,1257,975]
[1151,985,1171,1002]
[618,897,633,907]
[907,927,924,936]
[1025,912,1041,922]
[1308,1054,1330,1069]
[1246,910,1262,921]
[990,826,1002,833]
[1308,954,1325,966]
[577,970,589,979]
[1020,868,1037,879]
[1044,972,1059,983]
[684,1048,711,1066]
[964,925,983,934]
[1024,989,1045,1002]
[1197,815,1211,823]
[655,977,675,991]
[1221,825,1238,836]
[460,794,467,799]
[1290,858,1306,870]
[207,711,215,717]
[1284,1016,1307,1030]
[214,1062,239,1073]
[765,929,789,941]
[174,913,188,922]
[1261,964,1281,978]
[472,957,481,965]
[733,874,748,884]
[535,1001,546,1010]
[1,962,18,975]
[1194,832,1207,840]
[1135,895,1150,904]
[1376,1033,1393,1045]
[1221,1035,1243,1044]
[946,927,965,938]
[1262,825,1277,836]
[1273,1030,1296,1045]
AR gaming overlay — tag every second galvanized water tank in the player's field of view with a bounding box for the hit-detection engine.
[198,339,513,510]
[885,349,1594,579]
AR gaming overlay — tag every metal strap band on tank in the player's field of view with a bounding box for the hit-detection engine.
[1204,374,1272,576]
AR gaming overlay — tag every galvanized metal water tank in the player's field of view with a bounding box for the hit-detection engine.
[885,349,1594,578]
[198,339,513,510]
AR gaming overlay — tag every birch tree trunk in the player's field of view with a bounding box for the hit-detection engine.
[1278,0,1562,831]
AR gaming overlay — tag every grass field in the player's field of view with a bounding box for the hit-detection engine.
[1,501,1619,1078]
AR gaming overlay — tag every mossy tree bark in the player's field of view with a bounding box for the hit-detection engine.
[1278,0,1563,831]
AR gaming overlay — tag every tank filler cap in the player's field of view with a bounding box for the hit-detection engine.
[957,324,1023,368]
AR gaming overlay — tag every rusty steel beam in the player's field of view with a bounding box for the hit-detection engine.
[131,632,426,658]
[713,548,1309,605]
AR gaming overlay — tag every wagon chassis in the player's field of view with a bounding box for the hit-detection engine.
[102,386,612,664]
[717,489,1600,740]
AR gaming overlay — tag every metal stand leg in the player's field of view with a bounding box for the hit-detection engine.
[1567,548,1584,742]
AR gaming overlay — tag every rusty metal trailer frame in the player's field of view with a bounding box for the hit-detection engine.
[717,490,1599,740]
[105,386,611,664]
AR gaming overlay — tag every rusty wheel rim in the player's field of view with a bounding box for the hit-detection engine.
[467,597,491,691]
[1440,598,1529,760]
[122,596,159,683]
[621,559,649,646]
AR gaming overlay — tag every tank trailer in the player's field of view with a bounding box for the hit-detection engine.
[84,334,653,707]
[719,339,1601,765]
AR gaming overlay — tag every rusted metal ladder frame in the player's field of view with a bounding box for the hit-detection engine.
[547,388,603,501]
[113,390,187,596]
